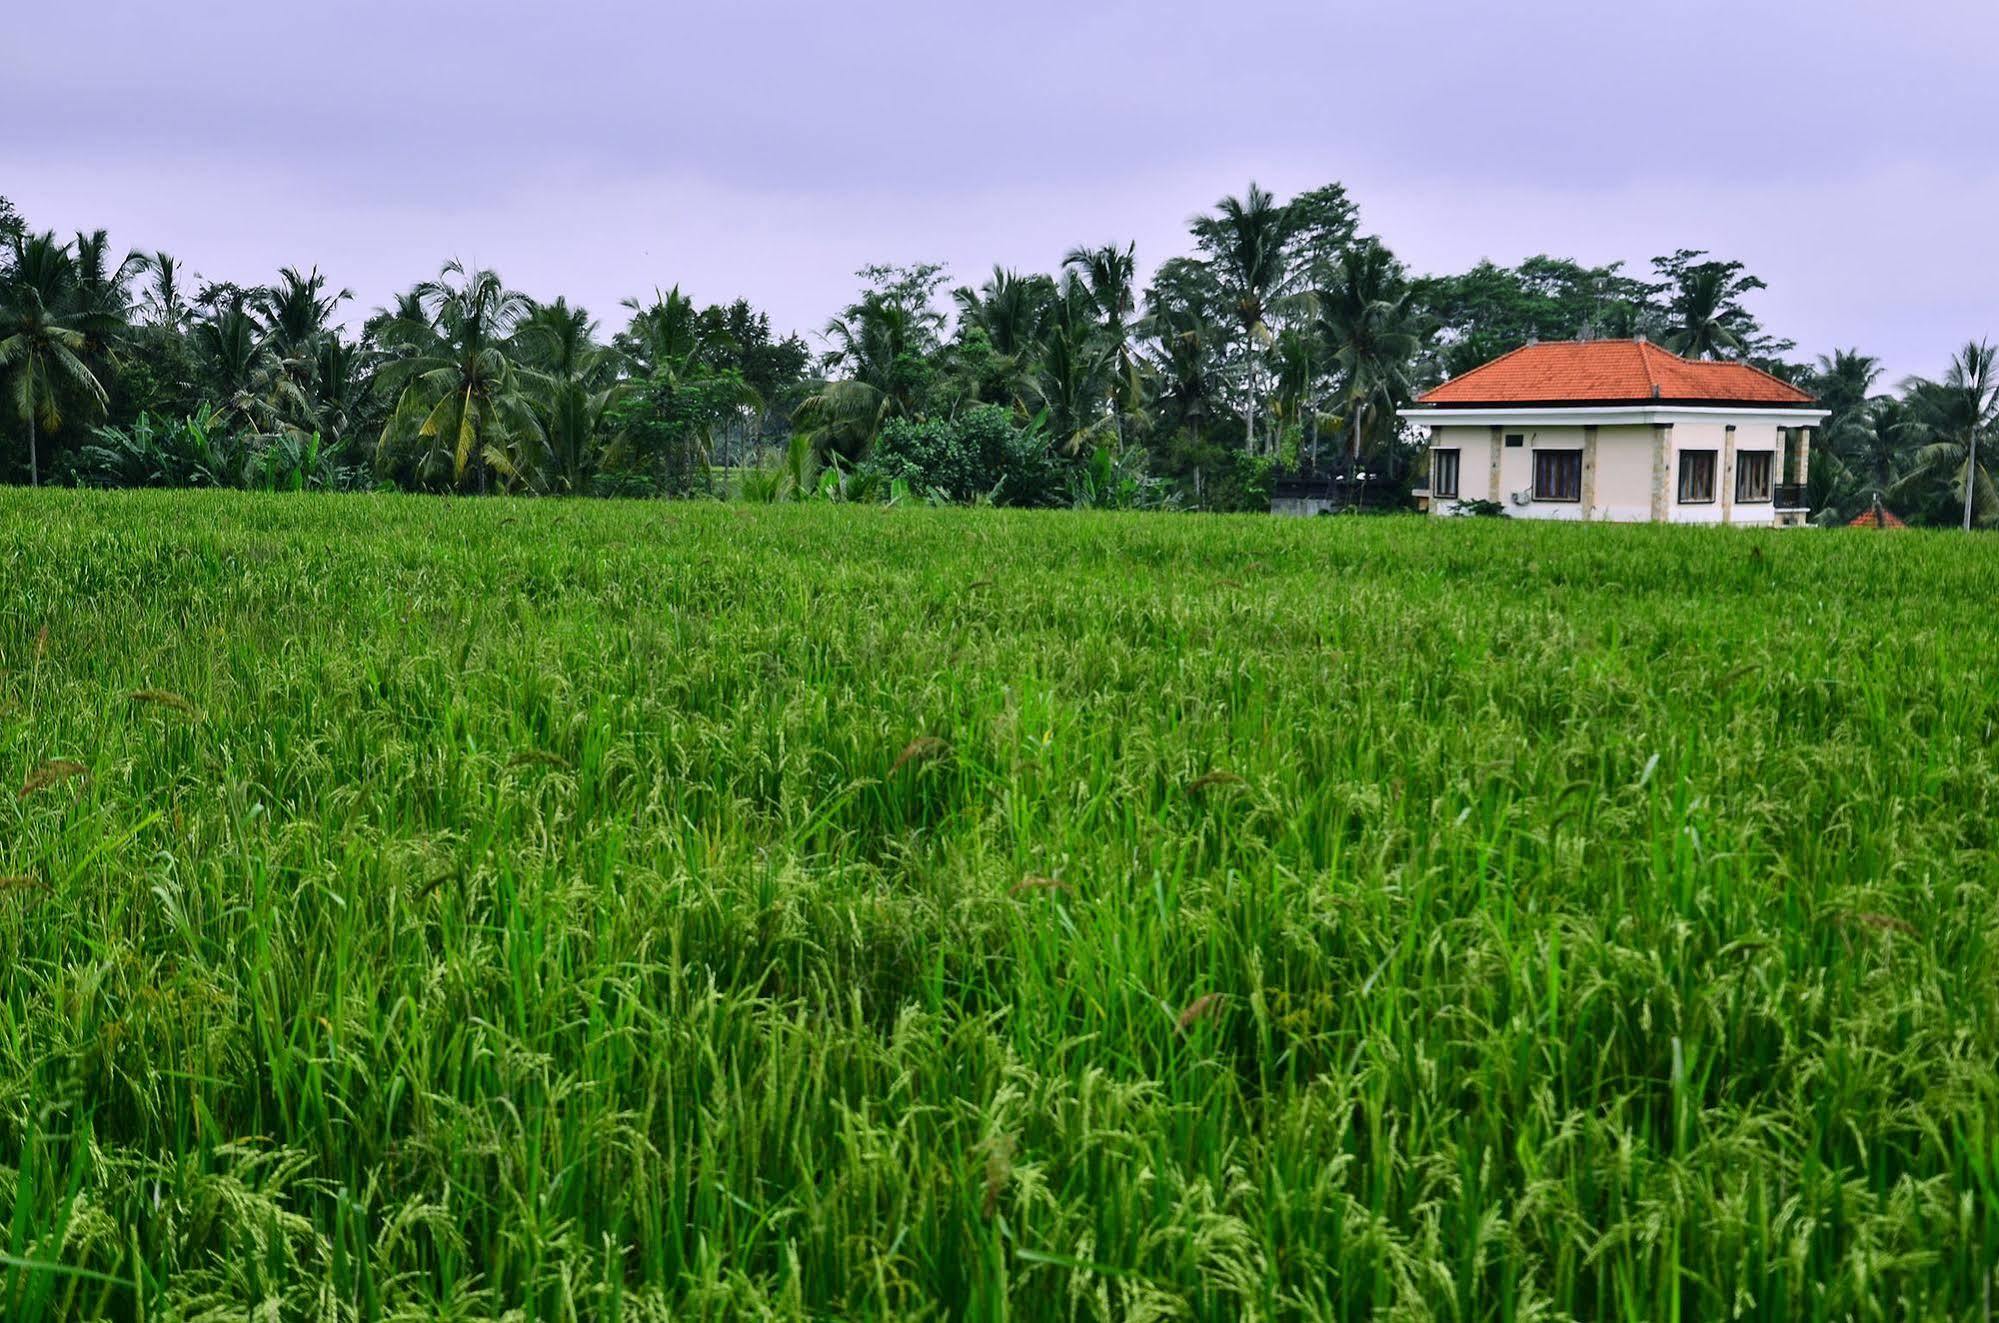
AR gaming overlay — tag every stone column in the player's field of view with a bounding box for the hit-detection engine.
[1795,426,1813,489]
[1488,425,1503,503]
[1650,424,1672,522]
[1581,425,1599,519]
[1721,424,1737,524]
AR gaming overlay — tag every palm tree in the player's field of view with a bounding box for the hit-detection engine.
[1035,278,1114,453]
[955,268,1054,363]
[1658,255,1765,361]
[617,286,708,381]
[518,298,629,493]
[1062,243,1142,446]
[1814,394,1913,521]
[1270,327,1320,467]
[137,252,193,332]
[67,230,145,332]
[257,267,351,421]
[1808,349,1889,518]
[607,287,755,485]
[374,261,542,490]
[0,232,118,485]
[1192,184,1297,455]
[1897,341,1999,530]
[1150,313,1214,448]
[312,337,368,449]
[952,267,1054,409]
[1852,396,1915,493]
[1315,241,1422,506]
[1813,349,1882,422]
[1664,267,1738,359]
[797,273,945,459]
[193,303,302,434]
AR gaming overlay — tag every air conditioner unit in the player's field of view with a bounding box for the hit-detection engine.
[1509,488,1532,507]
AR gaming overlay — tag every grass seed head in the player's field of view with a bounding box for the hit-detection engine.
[18,759,88,799]
[1185,771,1243,796]
[129,689,200,718]
[1176,993,1224,1033]
[1849,911,1918,937]
[980,1134,1016,1219]
[1009,875,1072,897]
[893,736,952,774]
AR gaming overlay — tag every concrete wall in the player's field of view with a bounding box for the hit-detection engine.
[1271,496,1338,518]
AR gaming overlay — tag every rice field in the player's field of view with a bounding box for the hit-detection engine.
[4,489,1999,1320]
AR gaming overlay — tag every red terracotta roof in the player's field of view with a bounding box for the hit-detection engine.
[1848,506,1908,529]
[1418,340,1817,407]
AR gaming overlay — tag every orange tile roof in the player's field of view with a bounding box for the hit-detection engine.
[1418,340,1818,407]
[1848,506,1908,529]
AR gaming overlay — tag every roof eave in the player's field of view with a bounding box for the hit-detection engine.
[1413,397,1820,410]
[1400,402,1831,425]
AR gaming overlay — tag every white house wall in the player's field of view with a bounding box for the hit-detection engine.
[1423,412,1802,525]
[1595,426,1654,519]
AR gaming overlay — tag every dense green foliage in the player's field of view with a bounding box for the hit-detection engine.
[861,406,1063,506]
[7,186,1990,522]
[5,492,1999,1317]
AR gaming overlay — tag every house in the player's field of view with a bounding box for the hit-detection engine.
[1848,496,1908,529]
[1401,339,1827,525]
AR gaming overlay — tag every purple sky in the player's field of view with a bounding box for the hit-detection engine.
[9,1,1995,383]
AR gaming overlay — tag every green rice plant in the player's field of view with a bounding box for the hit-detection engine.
[2,489,1998,1319]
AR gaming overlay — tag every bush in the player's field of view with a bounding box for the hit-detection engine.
[72,409,353,492]
[1190,450,1274,513]
[859,406,1062,506]
[1070,445,1177,510]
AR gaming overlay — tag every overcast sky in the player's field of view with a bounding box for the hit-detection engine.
[7,0,1994,382]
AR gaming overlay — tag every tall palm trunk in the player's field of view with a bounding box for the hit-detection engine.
[1965,433,1979,531]
[1243,325,1259,455]
[27,412,38,488]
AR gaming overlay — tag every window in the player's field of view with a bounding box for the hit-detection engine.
[1735,450,1773,502]
[1504,433,1526,448]
[1431,448,1460,498]
[1532,449,1582,502]
[1678,449,1717,504]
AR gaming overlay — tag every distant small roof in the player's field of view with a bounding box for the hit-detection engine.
[1849,505,1908,529]
[1417,339,1818,408]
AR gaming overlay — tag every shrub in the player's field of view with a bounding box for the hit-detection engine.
[1069,445,1177,510]
[73,409,353,492]
[860,406,1062,506]
[74,409,240,489]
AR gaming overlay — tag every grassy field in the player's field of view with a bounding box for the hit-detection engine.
[4,491,1999,1320]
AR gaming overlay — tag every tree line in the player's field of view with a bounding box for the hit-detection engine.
[2,185,1993,521]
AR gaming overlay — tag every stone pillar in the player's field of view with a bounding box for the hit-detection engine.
[1580,426,1599,520]
[1650,424,1672,522]
[1795,426,1812,489]
[1488,425,1503,503]
[1721,424,1737,524]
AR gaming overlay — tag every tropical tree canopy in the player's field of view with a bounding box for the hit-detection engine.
[0,186,1989,522]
